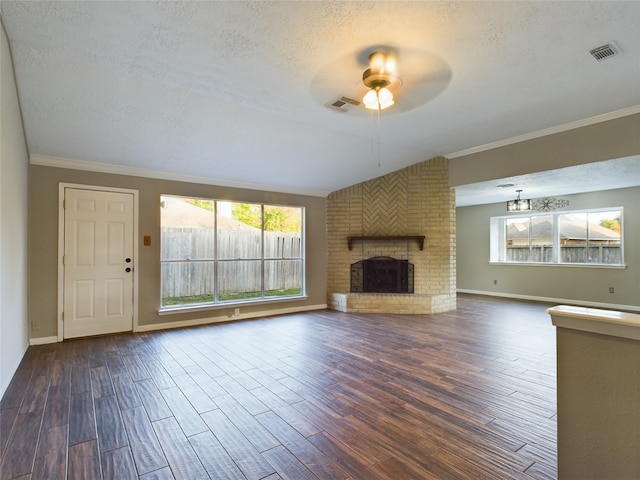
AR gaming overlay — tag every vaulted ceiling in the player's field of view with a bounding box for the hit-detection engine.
[2,1,639,202]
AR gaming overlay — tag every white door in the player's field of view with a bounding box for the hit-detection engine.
[63,188,134,339]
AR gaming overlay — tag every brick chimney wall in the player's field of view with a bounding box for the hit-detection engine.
[327,157,456,314]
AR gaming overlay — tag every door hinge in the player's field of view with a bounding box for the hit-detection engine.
[61,311,65,321]
[63,199,66,209]
[63,255,65,265]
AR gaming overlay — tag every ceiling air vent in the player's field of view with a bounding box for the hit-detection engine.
[327,96,361,113]
[589,41,621,62]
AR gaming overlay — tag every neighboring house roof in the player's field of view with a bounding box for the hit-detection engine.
[160,196,257,230]
[507,214,620,241]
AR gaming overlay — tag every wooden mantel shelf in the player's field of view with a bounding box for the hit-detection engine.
[347,235,426,251]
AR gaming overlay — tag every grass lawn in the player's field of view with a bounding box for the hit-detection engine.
[162,288,302,306]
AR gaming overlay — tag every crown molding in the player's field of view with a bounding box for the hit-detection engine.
[30,154,331,198]
[446,106,640,159]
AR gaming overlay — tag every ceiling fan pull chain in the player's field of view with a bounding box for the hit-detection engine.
[370,108,375,162]
[377,105,382,169]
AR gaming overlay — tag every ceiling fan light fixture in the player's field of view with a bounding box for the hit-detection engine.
[363,86,394,110]
[362,50,397,111]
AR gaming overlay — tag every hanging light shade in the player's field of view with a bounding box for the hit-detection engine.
[377,87,394,109]
[507,189,532,212]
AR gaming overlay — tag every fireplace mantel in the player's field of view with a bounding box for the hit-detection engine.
[347,235,425,251]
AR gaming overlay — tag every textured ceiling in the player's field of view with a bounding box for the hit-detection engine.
[1,1,639,201]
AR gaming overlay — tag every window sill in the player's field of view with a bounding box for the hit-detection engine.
[158,295,308,316]
[489,262,627,269]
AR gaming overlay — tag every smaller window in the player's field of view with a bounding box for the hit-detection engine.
[558,210,622,265]
[491,208,623,266]
[505,215,554,263]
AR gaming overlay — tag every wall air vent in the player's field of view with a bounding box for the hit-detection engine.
[589,41,621,62]
[327,96,361,113]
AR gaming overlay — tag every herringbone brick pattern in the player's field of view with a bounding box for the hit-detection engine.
[362,171,408,236]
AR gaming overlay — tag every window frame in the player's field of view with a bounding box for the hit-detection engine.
[159,195,306,313]
[490,207,625,268]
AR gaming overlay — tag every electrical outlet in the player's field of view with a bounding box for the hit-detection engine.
[609,287,615,294]
[493,279,497,285]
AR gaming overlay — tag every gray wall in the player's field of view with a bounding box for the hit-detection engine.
[29,165,327,340]
[457,187,639,310]
[556,326,640,478]
[450,114,639,186]
[0,19,29,397]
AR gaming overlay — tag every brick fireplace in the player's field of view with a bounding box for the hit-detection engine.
[327,157,456,314]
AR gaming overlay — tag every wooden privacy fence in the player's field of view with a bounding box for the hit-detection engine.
[507,245,622,264]
[161,228,302,297]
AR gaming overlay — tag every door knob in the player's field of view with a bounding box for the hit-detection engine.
[126,258,131,263]
[126,267,132,273]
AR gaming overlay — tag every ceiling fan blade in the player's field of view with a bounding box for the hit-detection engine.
[395,67,452,106]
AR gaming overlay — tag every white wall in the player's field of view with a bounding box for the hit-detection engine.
[0,18,29,398]
[457,187,640,310]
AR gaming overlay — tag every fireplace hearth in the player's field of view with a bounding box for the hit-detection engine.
[351,256,414,293]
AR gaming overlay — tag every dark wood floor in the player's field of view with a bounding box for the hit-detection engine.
[0,294,557,479]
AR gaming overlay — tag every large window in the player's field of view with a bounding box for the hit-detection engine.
[490,208,623,266]
[160,195,304,309]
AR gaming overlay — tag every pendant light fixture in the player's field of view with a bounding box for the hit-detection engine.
[507,189,532,212]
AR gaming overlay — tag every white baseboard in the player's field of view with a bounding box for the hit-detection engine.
[136,303,328,333]
[29,335,59,345]
[457,289,640,312]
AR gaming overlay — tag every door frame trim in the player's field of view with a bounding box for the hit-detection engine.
[57,183,139,341]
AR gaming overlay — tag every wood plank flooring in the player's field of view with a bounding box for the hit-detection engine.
[0,294,557,479]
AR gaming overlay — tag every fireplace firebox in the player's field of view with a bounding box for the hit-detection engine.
[350,256,414,293]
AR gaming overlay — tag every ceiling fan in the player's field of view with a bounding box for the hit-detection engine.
[310,45,452,115]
